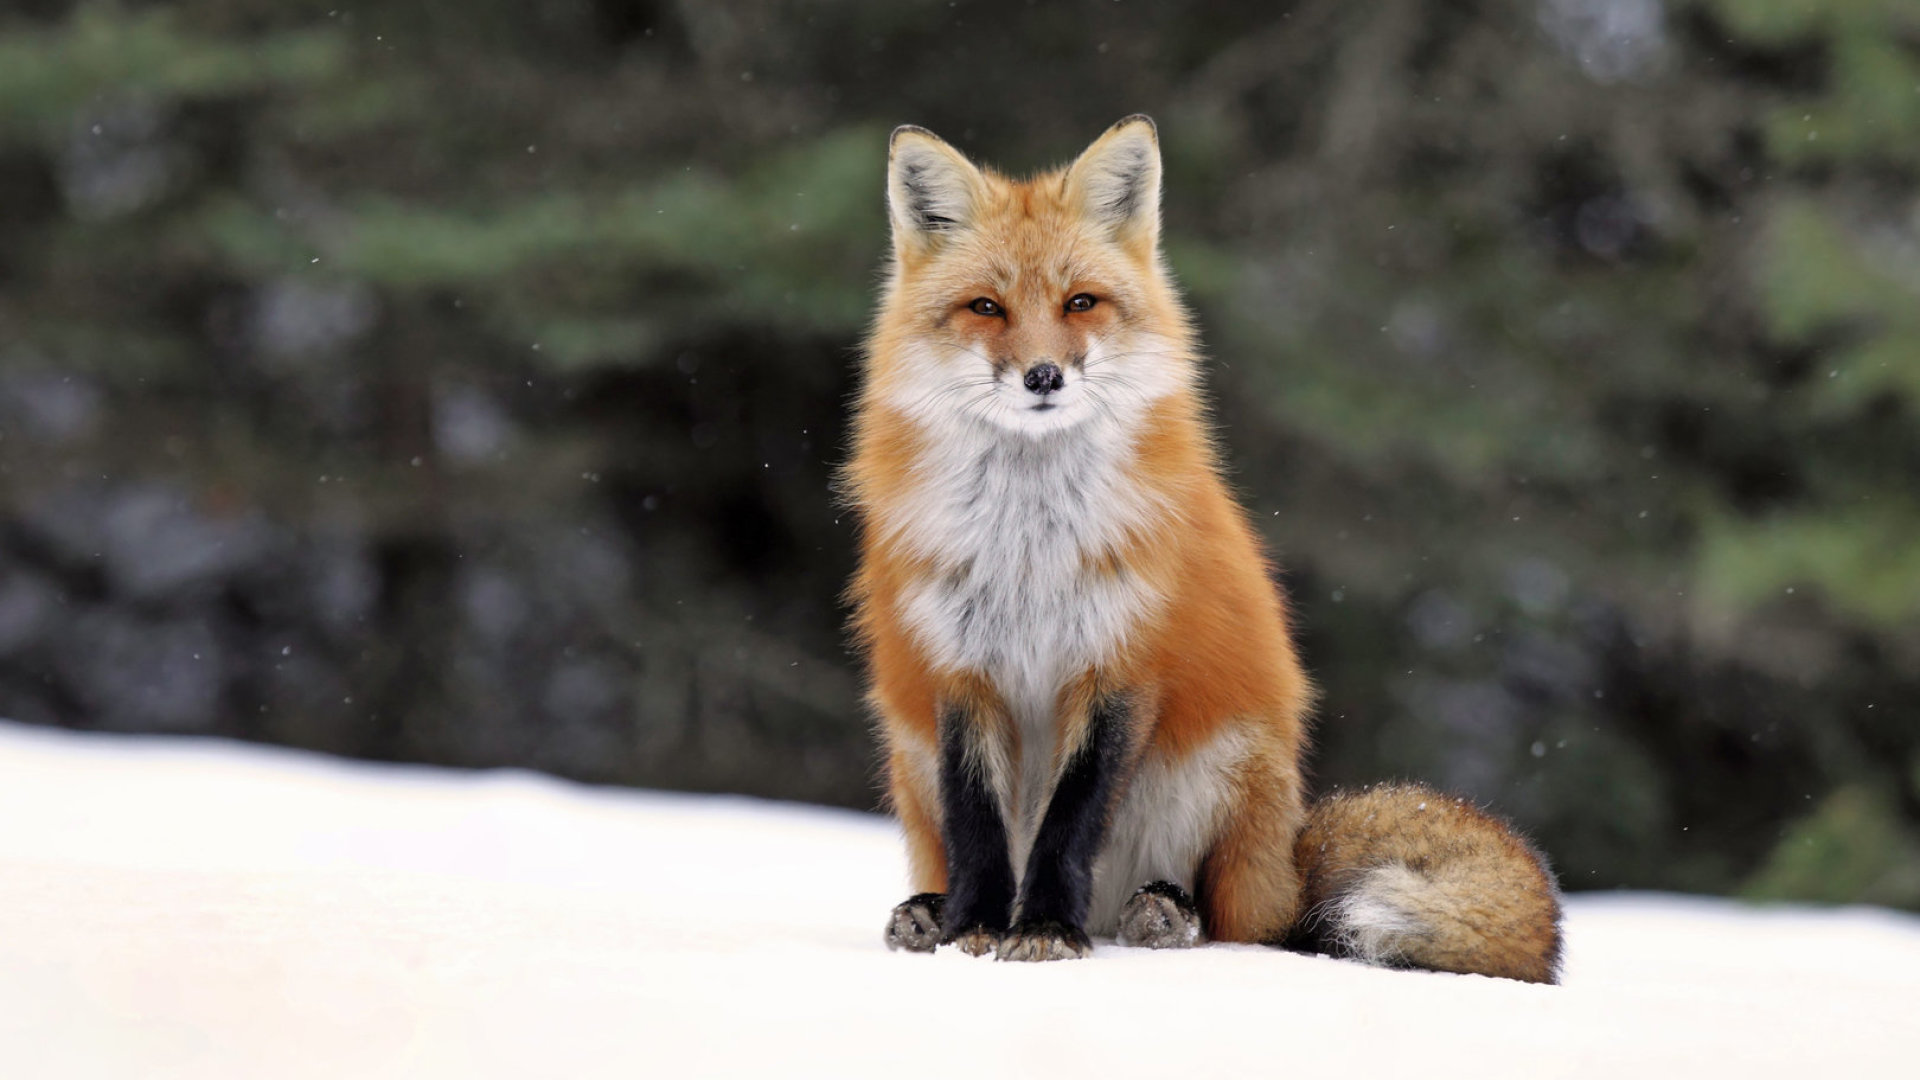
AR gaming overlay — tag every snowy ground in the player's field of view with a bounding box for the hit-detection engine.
[0,722,1914,1079]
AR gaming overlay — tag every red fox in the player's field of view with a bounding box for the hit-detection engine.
[846,116,1562,982]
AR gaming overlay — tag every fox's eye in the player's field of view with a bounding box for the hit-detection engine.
[1066,294,1097,313]
[968,297,1003,317]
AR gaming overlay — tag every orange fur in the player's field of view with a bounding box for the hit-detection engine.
[850,117,1560,981]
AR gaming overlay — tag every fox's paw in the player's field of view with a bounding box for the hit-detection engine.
[941,924,1003,957]
[1116,881,1204,950]
[996,920,1092,962]
[884,893,947,953]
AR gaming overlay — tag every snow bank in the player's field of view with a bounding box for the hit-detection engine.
[0,722,1912,1079]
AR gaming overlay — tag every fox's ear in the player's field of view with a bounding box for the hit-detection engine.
[887,126,986,257]
[1065,115,1161,250]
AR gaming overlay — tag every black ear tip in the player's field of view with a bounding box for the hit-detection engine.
[1112,114,1158,140]
[890,124,939,153]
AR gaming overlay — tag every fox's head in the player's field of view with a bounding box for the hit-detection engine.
[868,116,1194,438]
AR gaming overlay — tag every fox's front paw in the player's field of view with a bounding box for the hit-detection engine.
[884,893,946,953]
[942,925,1002,957]
[996,919,1092,962]
[1117,881,1204,949]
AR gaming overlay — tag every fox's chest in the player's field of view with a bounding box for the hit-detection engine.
[893,429,1160,721]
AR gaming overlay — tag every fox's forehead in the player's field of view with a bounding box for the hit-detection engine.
[913,171,1127,293]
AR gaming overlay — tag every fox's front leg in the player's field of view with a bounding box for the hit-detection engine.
[1000,692,1137,962]
[933,699,1018,955]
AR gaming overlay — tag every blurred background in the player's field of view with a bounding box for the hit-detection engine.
[0,0,1916,909]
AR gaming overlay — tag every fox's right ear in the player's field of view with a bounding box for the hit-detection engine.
[887,126,986,259]
[1065,115,1161,253]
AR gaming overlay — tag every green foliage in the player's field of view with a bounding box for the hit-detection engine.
[191,127,885,361]
[1699,503,1920,626]
[0,4,345,138]
[1698,136,1920,628]
[2,0,1918,904]
[1746,786,1920,908]
[1708,0,1920,166]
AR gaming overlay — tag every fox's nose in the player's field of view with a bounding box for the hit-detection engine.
[1023,362,1064,396]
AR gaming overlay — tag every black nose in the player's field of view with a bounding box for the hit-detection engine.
[1023,363,1064,395]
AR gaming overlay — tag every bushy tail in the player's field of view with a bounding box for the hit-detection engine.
[1289,782,1563,984]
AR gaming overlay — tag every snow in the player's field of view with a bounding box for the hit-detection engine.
[0,722,1914,1079]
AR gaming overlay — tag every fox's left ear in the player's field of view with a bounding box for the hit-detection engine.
[1065,115,1161,250]
[887,126,987,261]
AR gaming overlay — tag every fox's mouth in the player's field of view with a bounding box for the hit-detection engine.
[1030,402,1056,412]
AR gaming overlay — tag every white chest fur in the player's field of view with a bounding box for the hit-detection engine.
[888,415,1163,854]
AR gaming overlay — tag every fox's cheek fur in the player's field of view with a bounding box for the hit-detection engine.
[1078,328,1190,413]
[880,325,1187,436]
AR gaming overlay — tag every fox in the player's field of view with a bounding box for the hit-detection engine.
[845,115,1563,983]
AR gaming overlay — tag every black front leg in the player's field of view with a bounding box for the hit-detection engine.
[1002,694,1134,961]
[937,703,1015,954]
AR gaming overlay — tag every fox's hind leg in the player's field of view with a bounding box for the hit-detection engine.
[1116,881,1203,949]
[1197,741,1306,943]
[884,893,945,952]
